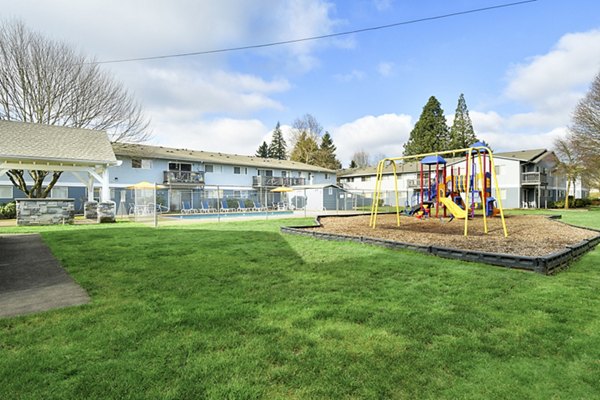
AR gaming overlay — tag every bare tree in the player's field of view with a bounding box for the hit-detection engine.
[290,114,323,146]
[0,20,150,198]
[570,70,600,191]
[289,114,323,165]
[351,150,371,168]
[554,136,583,209]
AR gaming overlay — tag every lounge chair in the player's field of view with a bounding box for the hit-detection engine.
[200,199,217,213]
[253,201,267,211]
[237,200,255,212]
[181,201,198,214]
[220,199,233,212]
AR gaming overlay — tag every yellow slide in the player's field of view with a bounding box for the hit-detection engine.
[439,196,467,219]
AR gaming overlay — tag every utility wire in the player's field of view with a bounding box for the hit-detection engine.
[92,0,537,65]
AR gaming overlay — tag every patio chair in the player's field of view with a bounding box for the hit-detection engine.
[149,203,169,214]
[201,199,217,213]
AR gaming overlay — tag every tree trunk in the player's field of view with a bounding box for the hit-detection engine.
[565,180,571,209]
[6,169,63,198]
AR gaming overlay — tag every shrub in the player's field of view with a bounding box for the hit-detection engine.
[575,198,592,208]
[0,201,16,219]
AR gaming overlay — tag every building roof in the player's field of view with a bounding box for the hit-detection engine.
[338,160,421,178]
[338,149,553,178]
[494,149,548,162]
[0,120,117,164]
[112,142,336,173]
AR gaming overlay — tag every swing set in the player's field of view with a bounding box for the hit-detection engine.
[369,143,508,237]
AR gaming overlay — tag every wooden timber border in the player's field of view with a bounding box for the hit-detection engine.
[281,214,600,275]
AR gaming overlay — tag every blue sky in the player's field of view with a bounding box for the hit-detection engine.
[3,0,600,166]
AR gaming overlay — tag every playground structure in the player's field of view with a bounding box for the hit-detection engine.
[369,143,508,237]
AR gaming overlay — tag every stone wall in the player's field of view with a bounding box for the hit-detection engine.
[84,201,98,219]
[16,199,75,226]
[97,201,116,223]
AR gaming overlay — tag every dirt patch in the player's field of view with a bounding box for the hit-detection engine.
[307,214,598,257]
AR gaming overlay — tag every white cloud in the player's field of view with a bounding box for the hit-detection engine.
[330,113,413,166]
[373,0,393,11]
[139,67,289,115]
[151,117,270,156]
[334,69,365,82]
[503,29,600,130]
[377,62,394,77]
[469,29,600,152]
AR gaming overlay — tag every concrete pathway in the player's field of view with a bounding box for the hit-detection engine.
[0,234,89,318]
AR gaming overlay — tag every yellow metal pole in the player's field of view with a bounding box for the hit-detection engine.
[464,149,471,237]
[477,151,488,234]
[487,151,509,237]
[370,159,385,227]
[392,161,401,226]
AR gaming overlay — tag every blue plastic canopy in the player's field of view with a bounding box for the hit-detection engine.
[420,155,447,165]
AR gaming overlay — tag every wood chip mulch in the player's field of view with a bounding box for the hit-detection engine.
[307,214,599,257]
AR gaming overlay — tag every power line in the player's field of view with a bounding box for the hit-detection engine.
[92,0,537,65]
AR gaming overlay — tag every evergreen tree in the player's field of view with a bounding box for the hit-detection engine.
[315,132,342,169]
[403,96,449,156]
[255,141,269,158]
[449,93,478,150]
[267,122,287,160]
[290,131,319,165]
[349,160,358,168]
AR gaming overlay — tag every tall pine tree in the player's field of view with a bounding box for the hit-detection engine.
[316,132,342,170]
[449,93,478,149]
[255,141,269,158]
[403,96,449,156]
[267,122,287,160]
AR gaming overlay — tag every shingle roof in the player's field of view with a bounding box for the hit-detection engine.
[494,149,547,162]
[112,142,336,173]
[0,120,117,164]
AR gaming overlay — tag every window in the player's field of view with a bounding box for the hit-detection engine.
[51,187,69,198]
[328,187,333,195]
[347,177,354,182]
[168,162,192,172]
[281,171,287,178]
[132,158,152,169]
[325,173,330,179]
[234,167,247,175]
[0,186,13,198]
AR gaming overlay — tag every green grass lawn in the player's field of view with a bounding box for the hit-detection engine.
[1,212,600,399]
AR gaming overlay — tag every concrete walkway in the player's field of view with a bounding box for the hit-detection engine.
[0,234,89,318]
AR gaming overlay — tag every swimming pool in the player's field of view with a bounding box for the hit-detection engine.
[164,210,294,220]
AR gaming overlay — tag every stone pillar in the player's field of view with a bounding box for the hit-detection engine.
[16,199,75,226]
[97,201,116,223]
[84,201,98,220]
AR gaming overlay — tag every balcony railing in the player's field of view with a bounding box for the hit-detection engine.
[521,172,547,185]
[163,170,205,185]
[252,176,306,187]
[406,179,420,188]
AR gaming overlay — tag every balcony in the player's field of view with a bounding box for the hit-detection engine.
[163,170,205,186]
[252,176,306,187]
[406,179,420,188]
[521,172,547,186]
